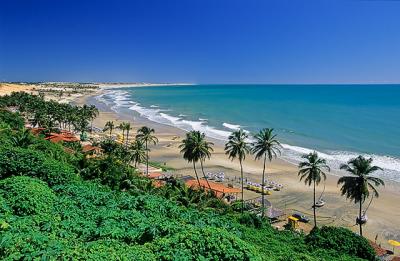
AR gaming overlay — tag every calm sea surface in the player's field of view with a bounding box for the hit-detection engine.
[94,84,400,181]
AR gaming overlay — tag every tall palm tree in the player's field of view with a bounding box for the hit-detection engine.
[89,105,99,133]
[118,122,126,142]
[136,126,158,175]
[338,156,384,236]
[252,128,282,218]
[129,140,147,168]
[298,152,330,227]
[103,121,114,138]
[225,129,251,212]
[124,122,132,146]
[179,131,214,189]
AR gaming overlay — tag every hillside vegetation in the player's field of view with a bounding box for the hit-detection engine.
[0,93,376,260]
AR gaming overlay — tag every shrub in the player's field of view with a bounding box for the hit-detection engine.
[0,147,76,186]
[0,176,56,216]
[305,226,376,260]
[151,226,261,260]
[238,212,263,228]
[0,110,24,129]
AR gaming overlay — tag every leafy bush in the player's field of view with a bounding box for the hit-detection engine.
[151,227,260,260]
[79,156,136,189]
[238,213,264,228]
[0,110,24,129]
[0,147,76,186]
[0,176,56,216]
[305,226,376,260]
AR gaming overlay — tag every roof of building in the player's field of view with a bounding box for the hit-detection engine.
[185,179,241,196]
[266,207,285,219]
[45,133,79,143]
[82,144,102,153]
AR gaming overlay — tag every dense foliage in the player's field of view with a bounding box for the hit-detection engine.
[305,226,377,260]
[0,96,376,260]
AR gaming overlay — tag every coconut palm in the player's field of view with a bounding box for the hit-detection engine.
[136,126,158,175]
[118,122,126,142]
[124,122,132,145]
[129,140,147,168]
[252,128,282,218]
[103,121,114,138]
[179,131,213,189]
[225,129,251,212]
[298,152,330,227]
[338,156,384,236]
[89,105,99,133]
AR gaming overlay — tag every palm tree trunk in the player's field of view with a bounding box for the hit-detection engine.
[200,159,211,190]
[146,141,149,176]
[313,180,317,227]
[240,159,244,213]
[126,129,130,146]
[193,161,200,186]
[359,199,363,236]
[261,154,266,218]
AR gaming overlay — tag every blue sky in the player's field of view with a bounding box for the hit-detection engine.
[1,0,400,83]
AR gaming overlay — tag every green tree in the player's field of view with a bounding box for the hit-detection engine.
[103,121,114,138]
[298,151,330,227]
[179,131,213,189]
[124,122,132,145]
[118,122,126,142]
[129,140,147,168]
[338,156,384,236]
[11,128,35,148]
[251,128,282,218]
[136,126,158,176]
[225,129,250,212]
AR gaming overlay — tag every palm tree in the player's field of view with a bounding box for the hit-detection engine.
[11,128,35,148]
[338,156,384,236]
[89,105,99,133]
[225,129,251,212]
[136,126,158,175]
[124,122,132,146]
[298,152,330,227]
[129,140,147,167]
[252,128,282,218]
[103,121,114,138]
[179,131,213,189]
[118,122,126,142]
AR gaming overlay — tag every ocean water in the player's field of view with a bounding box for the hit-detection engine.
[94,84,400,182]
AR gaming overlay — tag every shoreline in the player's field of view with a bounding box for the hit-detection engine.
[75,91,400,254]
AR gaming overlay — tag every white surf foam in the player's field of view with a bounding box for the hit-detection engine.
[100,89,400,182]
[223,122,241,131]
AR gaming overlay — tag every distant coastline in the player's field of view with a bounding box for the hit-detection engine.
[97,82,195,89]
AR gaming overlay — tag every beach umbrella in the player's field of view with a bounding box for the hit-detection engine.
[388,240,400,253]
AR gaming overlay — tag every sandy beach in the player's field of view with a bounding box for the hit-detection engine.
[73,92,400,254]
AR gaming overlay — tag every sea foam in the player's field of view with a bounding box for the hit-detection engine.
[96,89,400,182]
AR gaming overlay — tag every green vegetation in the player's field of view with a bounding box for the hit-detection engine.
[298,152,330,227]
[0,93,378,260]
[251,128,282,218]
[136,126,158,175]
[225,129,251,212]
[338,156,385,236]
[179,130,214,188]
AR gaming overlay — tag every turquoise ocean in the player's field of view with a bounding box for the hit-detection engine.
[94,84,400,181]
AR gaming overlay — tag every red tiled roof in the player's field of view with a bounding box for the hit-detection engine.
[186,179,241,197]
[82,144,102,153]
